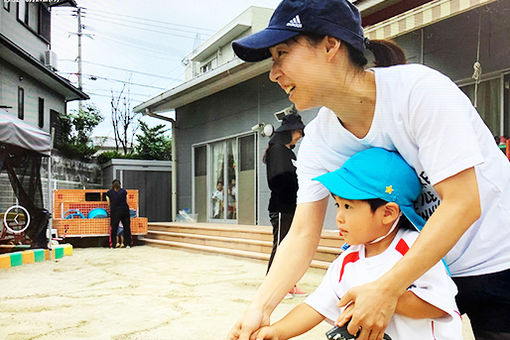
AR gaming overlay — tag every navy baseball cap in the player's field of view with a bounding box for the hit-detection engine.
[232,0,365,62]
[313,148,426,232]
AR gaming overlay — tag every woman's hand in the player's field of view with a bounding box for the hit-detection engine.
[250,326,280,340]
[228,306,270,340]
[337,281,399,340]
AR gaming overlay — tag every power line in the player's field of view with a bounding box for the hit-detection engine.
[89,31,185,58]
[80,11,213,37]
[58,72,168,90]
[53,6,216,33]
[59,60,183,81]
[80,15,204,41]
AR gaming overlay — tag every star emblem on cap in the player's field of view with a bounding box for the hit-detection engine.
[385,185,394,195]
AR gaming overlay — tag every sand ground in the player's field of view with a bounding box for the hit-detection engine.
[0,246,475,340]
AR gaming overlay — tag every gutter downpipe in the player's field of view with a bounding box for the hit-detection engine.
[144,109,177,222]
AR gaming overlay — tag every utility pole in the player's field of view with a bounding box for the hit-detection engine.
[77,6,83,112]
[70,7,92,111]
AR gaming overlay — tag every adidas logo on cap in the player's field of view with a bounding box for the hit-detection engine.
[286,15,302,28]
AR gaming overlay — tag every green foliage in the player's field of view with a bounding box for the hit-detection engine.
[134,121,172,160]
[96,151,139,164]
[55,103,103,161]
[57,142,98,161]
[72,104,103,145]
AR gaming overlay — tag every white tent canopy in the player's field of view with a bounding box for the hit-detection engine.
[0,109,51,156]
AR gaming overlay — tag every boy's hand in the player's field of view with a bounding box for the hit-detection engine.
[335,302,354,329]
[251,326,280,340]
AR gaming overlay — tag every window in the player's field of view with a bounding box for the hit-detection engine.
[200,61,212,74]
[504,74,510,137]
[18,87,24,120]
[461,78,501,137]
[39,4,51,42]
[38,97,44,128]
[194,146,207,177]
[17,1,28,25]
[3,0,9,11]
[50,109,62,145]
[239,135,255,171]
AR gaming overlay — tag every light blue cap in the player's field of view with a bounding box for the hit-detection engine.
[313,148,426,231]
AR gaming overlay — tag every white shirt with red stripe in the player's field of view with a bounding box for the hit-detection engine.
[305,228,463,340]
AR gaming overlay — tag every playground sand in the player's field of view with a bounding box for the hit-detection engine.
[0,246,475,340]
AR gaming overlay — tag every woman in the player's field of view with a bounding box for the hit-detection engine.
[105,179,132,249]
[228,0,510,339]
[263,113,306,297]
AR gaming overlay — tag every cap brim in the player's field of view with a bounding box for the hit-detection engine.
[232,28,300,62]
[313,171,378,200]
[400,205,426,232]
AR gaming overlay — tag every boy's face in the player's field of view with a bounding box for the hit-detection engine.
[217,183,223,191]
[333,195,386,246]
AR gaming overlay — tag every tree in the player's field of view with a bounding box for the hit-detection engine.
[111,84,140,155]
[55,103,103,160]
[134,121,172,160]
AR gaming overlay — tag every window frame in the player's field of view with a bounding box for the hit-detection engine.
[38,97,44,128]
[18,87,25,120]
[17,1,29,25]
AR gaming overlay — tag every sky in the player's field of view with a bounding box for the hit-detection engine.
[51,0,281,141]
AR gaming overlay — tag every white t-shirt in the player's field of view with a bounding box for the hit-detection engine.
[305,229,463,340]
[296,64,510,276]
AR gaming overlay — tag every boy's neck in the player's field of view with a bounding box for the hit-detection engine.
[364,227,400,258]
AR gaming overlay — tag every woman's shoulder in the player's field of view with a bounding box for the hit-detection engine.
[374,63,453,88]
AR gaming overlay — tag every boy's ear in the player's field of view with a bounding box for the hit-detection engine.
[382,202,400,224]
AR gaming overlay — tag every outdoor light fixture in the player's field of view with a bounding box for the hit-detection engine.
[251,122,274,137]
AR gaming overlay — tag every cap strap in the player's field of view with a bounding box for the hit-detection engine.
[368,212,402,244]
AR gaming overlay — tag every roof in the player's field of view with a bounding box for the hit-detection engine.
[133,1,424,114]
[0,33,89,102]
[0,109,51,156]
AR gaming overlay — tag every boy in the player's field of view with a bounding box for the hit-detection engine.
[253,148,462,340]
[116,221,124,248]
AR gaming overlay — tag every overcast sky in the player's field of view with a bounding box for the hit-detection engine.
[51,0,281,140]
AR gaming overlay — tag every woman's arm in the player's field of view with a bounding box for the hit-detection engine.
[253,304,325,340]
[228,197,329,340]
[337,167,480,340]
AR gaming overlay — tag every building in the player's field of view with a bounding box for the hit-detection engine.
[134,0,510,228]
[0,0,88,141]
[0,0,89,209]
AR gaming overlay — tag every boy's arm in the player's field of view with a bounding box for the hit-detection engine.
[254,303,325,340]
[395,290,448,319]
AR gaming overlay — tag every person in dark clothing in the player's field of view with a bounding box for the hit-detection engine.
[263,112,306,297]
[105,179,132,248]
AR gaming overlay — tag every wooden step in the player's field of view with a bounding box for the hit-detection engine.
[148,222,344,248]
[140,237,332,270]
[147,230,341,262]
[144,222,344,267]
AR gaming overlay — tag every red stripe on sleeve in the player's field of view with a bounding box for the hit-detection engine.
[339,252,359,282]
[395,238,409,256]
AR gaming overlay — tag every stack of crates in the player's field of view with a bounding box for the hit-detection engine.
[52,189,148,237]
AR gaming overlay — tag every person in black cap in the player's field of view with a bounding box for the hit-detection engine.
[228,0,510,339]
[263,112,306,298]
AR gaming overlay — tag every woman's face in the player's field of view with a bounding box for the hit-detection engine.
[269,36,325,110]
[290,129,303,146]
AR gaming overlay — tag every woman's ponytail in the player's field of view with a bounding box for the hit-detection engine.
[366,39,406,67]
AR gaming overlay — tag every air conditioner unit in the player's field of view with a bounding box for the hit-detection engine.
[44,50,58,71]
